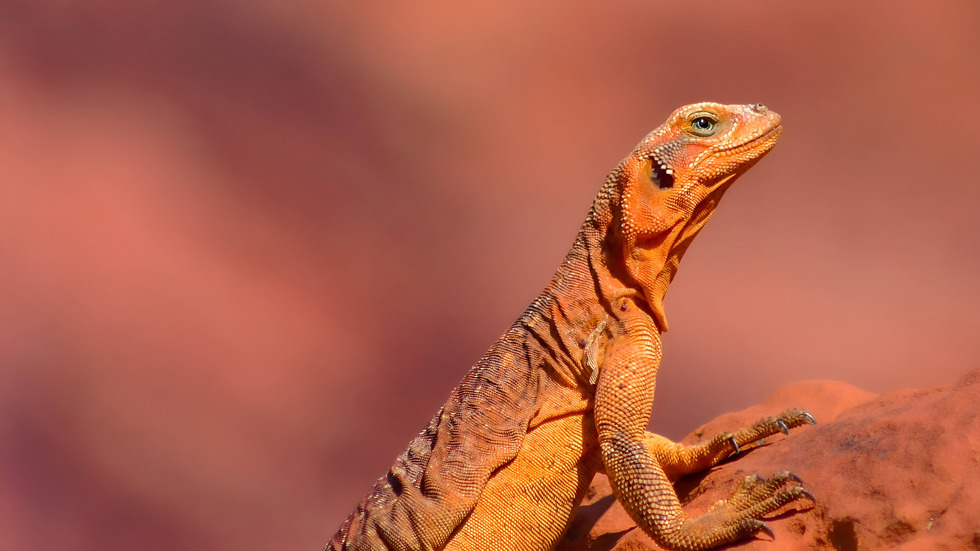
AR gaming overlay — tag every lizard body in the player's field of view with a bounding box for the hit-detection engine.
[327,102,814,551]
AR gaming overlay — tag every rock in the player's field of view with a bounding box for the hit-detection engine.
[557,370,980,550]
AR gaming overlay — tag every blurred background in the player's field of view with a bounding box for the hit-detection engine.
[1,1,979,549]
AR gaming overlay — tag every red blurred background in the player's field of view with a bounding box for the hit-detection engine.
[1,2,978,549]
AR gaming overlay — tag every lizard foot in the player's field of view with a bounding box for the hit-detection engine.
[665,471,813,550]
[710,408,816,456]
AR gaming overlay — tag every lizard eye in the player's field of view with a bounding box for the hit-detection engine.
[690,115,719,137]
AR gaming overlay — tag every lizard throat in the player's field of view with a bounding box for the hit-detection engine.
[635,171,742,332]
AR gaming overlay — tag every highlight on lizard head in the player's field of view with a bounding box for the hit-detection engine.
[327,102,814,551]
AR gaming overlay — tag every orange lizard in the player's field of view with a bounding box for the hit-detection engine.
[327,102,815,551]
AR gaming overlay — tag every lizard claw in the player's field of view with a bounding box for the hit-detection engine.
[802,412,817,425]
[756,521,775,541]
[729,435,740,455]
[776,419,789,435]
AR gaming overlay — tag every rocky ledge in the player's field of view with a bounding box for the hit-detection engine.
[557,369,980,550]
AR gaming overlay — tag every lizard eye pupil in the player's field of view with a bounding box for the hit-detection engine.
[690,116,717,136]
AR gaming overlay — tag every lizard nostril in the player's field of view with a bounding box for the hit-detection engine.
[751,103,768,114]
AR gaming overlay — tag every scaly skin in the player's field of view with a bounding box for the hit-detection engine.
[327,102,815,551]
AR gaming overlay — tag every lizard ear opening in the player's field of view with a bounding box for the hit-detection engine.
[649,155,674,189]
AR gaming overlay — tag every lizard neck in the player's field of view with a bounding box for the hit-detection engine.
[576,165,740,333]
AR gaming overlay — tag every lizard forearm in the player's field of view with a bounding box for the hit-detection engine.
[592,306,691,545]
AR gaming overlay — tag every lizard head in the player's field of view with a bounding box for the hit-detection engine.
[613,102,781,331]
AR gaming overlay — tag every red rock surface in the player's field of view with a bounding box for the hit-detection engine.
[559,370,980,550]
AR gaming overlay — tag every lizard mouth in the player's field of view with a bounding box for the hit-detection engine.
[716,122,782,154]
[759,123,783,142]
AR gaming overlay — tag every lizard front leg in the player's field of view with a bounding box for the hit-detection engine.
[594,313,811,550]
